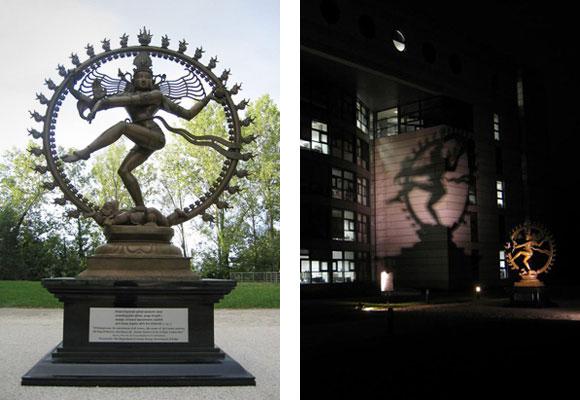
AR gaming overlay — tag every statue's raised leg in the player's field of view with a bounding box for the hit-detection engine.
[61,121,127,162]
[61,122,160,163]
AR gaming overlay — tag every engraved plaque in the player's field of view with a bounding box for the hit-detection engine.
[89,308,188,343]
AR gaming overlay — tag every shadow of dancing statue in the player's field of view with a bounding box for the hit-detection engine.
[390,132,469,228]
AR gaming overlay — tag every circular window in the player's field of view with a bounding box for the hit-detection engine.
[449,54,462,74]
[422,42,436,63]
[392,30,406,52]
[358,15,376,39]
[320,0,340,25]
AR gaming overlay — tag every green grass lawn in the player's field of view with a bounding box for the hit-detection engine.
[0,281,279,309]
[216,282,279,309]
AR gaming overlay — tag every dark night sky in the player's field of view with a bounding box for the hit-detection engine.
[400,2,575,67]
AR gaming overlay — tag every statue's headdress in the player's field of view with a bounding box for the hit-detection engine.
[133,52,153,75]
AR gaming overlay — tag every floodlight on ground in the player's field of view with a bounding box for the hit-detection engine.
[380,271,393,292]
[475,285,482,299]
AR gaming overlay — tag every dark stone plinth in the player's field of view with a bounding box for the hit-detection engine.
[510,285,552,307]
[22,346,254,386]
[21,278,255,386]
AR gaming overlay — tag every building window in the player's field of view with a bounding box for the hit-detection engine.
[356,138,369,170]
[357,252,369,281]
[341,95,355,123]
[331,169,355,201]
[376,107,399,137]
[343,137,353,162]
[331,136,342,158]
[331,135,354,162]
[493,113,500,141]
[301,120,329,154]
[517,72,525,112]
[356,213,369,243]
[467,138,476,171]
[300,250,330,284]
[332,250,356,282]
[496,180,505,208]
[300,250,310,284]
[332,209,355,241]
[499,250,508,279]
[377,97,474,137]
[468,178,477,205]
[357,177,369,206]
[356,99,370,134]
[495,146,503,174]
[498,214,506,241]
[469,212,479,243]
[399,102,423,133]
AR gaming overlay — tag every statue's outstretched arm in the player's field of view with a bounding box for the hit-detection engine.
[161,92,215,120]
[86,91,163,122]
[161,87,228,120]
[68,85,93,104]
[67,83,98,120]
[98,90,163,109]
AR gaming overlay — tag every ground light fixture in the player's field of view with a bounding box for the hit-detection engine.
[475,285,482,299]
[380,271,393,292]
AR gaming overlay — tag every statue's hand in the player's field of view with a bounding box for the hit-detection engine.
[86,99,104,123]
[86,110,96,124]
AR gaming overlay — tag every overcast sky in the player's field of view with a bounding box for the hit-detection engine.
[0,0,279,152]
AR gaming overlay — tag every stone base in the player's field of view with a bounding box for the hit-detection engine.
[79,225,199,280]
[510,286,551,307]
[21,278,255,386]
[22,346,254,386]
[514,274,544,288]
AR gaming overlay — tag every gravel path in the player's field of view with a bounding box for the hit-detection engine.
[0,308,279,400]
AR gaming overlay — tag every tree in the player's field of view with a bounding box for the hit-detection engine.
[178,102,245,274]
[238,95,280,272]
[0,142,48,237]
[156,140,203,256]
[245,95,280,237]
[175,94,280,276]
[0,145,102,279]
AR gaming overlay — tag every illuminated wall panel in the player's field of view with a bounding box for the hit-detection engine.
[374,125,475,289]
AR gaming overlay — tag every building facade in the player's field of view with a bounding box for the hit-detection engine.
[300,0,545,291]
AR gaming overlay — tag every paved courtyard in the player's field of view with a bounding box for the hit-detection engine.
[302,296,580,398]
[0,308,279,400]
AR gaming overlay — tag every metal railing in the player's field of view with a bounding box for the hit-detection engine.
[230,271,280,283]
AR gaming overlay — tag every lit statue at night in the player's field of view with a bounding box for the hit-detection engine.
[505,222,556,287]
